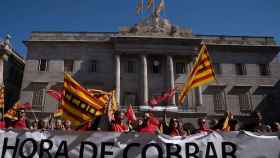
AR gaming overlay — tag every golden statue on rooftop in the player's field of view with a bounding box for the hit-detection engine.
[119,0,191,36]
[136,0,165,17]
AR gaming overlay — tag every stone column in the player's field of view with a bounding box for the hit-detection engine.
[141,55,148,105]
[195,87,203,106]
[115,55,120,105]
[167,56,176,105]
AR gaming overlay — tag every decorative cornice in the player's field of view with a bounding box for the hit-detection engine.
[119,15,192,37]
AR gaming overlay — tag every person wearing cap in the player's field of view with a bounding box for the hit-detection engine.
[13,109,28,129]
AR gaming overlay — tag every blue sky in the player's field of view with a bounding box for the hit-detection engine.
[0,0,279,57]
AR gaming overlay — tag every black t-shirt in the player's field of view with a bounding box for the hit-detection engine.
[91,115,111,131]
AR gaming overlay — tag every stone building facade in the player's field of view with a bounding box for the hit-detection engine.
[20,19,280,123]
[0,35,25,111]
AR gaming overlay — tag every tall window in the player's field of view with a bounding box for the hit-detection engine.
[123,92,137,106]
[32,83,47,111]
[64,60,74,72]
[126,61,136,73]
[89,60,97,72]
[259,63,270,76]
[235,63,247,75]
[152,60,161,74]
[38,59,48,71]
[213,63,222,75]
[239,93,251,112]
[213,92,226,113]
[175,63,187,74]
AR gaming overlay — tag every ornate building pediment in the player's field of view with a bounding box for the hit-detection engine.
[119,15,193,38]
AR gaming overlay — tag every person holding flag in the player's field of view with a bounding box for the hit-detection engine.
[13,108,28,129]
[125,104,137,131]
[3,102,33,129]
[125,104,136,122]
[111,110,129,132]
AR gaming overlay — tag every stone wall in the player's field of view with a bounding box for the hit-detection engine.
[21,32,280,123]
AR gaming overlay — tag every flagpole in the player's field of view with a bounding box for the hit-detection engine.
[153,0,156,15]
[141,0,144,18]
[30,109,38,121]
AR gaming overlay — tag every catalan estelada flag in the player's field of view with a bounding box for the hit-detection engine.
[62,73,105,126]
[0,85,4,108]
[178,44,216,105]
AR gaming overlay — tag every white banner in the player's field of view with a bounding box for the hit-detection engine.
[0,130,279,158]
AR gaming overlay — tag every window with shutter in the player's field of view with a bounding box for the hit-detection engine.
[213,92,226,113]
[235,63,247,75]
[38,59,48,72]
[239,93,251,113]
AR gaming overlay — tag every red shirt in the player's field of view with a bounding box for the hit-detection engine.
[14,119,27,129]
[198,128,212,133]
[139,118,159,134]
[0,121,5,129]
[169,129,181,137]
[139,125,158,134]
[112,123,128,132]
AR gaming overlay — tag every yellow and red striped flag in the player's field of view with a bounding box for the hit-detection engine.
[88,89,118,112]
[178,44,216,105]
[0,85,4,108]
[223,112,233,131]
[222,115,230,131]
[54,108,63,118]
[4,102,21,120]
[111,90,118,112]
[155,0,165,15]
[4,102,32,120]
[61,73,105,126]
[88,88,110,106]
[147,0,154,9]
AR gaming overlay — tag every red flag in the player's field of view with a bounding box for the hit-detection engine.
[125,105,136,122]
[4,102,32,120]
[47,89,63,101]
[161,88,176,102]
[149,98,159,106]
[148,88,176,106]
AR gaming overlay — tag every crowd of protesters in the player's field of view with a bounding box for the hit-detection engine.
[0,108,279,136]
